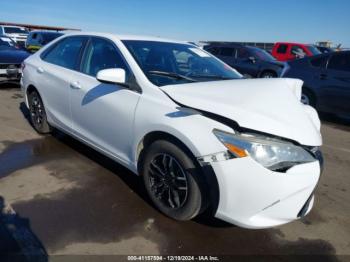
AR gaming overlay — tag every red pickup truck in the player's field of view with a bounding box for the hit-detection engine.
[271,42,321,61]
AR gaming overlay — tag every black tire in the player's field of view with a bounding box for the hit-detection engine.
[260,71,277,78]
[301,89,316,107]
[28,90,51,134]
[141,140,205,221]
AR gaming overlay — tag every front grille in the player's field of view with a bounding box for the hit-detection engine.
[0,64,21,69]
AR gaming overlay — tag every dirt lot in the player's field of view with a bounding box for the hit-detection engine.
[0,85,349,261]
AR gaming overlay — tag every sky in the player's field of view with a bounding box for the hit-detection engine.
[1,0,349,47]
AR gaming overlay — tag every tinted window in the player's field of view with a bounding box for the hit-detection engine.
[42,37,86,70]
[310,56,327,68]
[276,44,288,54]
[328,53,350,72]
[220,47,236,57]
[237,48,250,59]
[81,37,129,77]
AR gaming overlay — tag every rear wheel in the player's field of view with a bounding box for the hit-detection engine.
[28,90,51,134]
[141,140,205,221]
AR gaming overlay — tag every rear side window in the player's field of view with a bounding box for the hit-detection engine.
[42,36,86,70]
[310,56,328,68]
[276,44,288,54]
[220,47,236,57]
[81,37,129,77]
[328,53,350,72]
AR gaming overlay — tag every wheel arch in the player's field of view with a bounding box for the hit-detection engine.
[302,85,318,107]
[135,130,220,214]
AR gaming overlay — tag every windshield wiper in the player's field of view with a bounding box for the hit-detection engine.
[148,71,197,82]
[189,74,234,80]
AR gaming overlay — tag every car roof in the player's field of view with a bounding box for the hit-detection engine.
[275,42,314,46]
[61,31,190,44]
[205,43,244,48]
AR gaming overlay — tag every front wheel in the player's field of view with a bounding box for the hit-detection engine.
[261,71,277,78]
[141,140,206,221]
[28,90,51,134]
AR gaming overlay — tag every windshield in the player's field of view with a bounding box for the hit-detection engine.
[122,40,241,86]
[307,45,322,55]
[0,36,17,50]
[4,27,29,34]
[250,47,276,62]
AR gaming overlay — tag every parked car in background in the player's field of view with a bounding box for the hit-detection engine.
[204,44,287,78]
[316,46,334,54]
[26,31,64,52]
[272,42,321,61]
[282,51,350,118]
[21,32,323,229]
[0,25,29,47]
[0,35,30,84]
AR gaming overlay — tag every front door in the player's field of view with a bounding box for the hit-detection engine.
[70,37,141,163]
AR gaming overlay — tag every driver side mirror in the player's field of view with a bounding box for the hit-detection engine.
[96,68,126,85]
[248,56,256,63]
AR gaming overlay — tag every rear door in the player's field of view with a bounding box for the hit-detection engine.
[37,36,88,131]
[70,37,141,162]
[319,52,350,115]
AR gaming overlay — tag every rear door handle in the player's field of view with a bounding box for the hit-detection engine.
[37,67,44,74]
[70,81,81,89]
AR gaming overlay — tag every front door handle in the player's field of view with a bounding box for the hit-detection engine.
[37,67,44,74]
[70,81,81,89]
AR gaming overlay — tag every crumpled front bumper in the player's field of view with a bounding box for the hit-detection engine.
[211,156,321,229]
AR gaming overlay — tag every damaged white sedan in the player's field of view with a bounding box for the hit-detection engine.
[21,32,323,228]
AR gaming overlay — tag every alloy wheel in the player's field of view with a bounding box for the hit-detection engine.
[148,153,188,209]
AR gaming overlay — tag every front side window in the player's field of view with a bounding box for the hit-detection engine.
[328,53,350,72]
[42,36,86,70]
[237,48,250,59]
[122,40,241,87]
[81,37,129,77]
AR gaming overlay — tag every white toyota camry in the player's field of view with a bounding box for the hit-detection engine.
[21,32,323,229]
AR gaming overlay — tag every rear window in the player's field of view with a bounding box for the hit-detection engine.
[276,44,288,54]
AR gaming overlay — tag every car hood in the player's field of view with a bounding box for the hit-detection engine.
[0,49,31,64]
[160,78,322,146]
